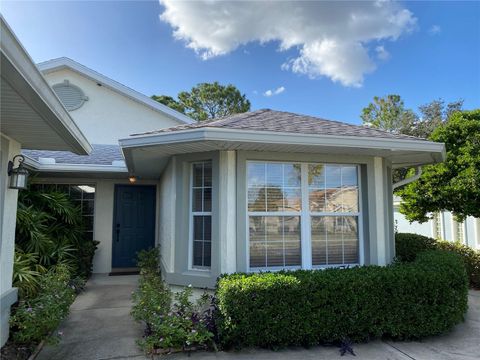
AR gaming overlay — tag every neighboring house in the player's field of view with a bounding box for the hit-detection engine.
[394,197,480,249]
[0,17,91,346]
[22,53,445,289]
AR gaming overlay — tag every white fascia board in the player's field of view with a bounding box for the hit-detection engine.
[0,17,92,155]
[119,127,446,157]
[37,57,194,125]
[23,156,127,174]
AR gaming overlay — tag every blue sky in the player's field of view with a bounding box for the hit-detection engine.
[1,1,479,124]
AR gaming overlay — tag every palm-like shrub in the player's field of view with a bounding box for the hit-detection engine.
[14,186,97,296]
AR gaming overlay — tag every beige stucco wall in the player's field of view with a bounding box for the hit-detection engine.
[0,133,21,346]
[42,69,182,145]
[33,177,161,274]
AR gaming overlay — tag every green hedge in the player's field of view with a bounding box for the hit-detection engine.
[396,232,480,289]
[215,251,468,349]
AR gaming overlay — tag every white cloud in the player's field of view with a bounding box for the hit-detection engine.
[375,45,390,60]
[429,25,441,35]
[159,1,416,87]
[263,86,285,97]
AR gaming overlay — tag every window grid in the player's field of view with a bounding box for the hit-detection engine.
[30,183,96,240]
[248,162,302,269]
[247,161,361,271]
[190,161,212,269]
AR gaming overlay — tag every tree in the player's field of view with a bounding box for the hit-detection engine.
[151,95,185,114]
[152,82,251,122]
[361,95,417,135]
[398,110,480,222]
[411,99,463,139]
[361,95,464,184]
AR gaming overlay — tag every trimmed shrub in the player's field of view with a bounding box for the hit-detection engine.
[216,250,468,349]
[395,233,436,262]
[396,232,480,289]
[10,265,76,345]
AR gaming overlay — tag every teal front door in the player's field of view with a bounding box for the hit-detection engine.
[112,185,156,268]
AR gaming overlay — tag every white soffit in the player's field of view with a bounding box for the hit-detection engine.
[0,16,91,154]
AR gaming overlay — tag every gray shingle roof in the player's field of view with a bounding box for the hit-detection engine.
[131,109,425,141]
[23,144,124,165]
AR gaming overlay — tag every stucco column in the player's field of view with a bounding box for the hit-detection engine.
[218,150,237,274]
[0,135,21,346]
[369,156,394,266]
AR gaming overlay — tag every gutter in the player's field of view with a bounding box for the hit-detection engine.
[392,166,422,190]
[23,155,128,174]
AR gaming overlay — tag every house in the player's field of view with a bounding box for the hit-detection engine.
[0,17,91,346]
[394,197,480,249]
[20,55,446,288]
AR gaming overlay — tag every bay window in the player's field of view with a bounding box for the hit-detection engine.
[247,161,361,270]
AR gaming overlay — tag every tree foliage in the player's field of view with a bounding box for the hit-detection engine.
[361,95,417,135]
[151,95,185,114]
[361,95,463,139]
[398,110,480,222]
[152,82,250,122]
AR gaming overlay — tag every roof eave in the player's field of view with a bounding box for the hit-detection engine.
[0,17,92,155]
[120,127,445,154]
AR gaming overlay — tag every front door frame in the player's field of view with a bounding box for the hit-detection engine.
[111,184,156,269]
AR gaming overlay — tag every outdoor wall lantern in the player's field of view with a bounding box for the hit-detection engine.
[8,155,29,190]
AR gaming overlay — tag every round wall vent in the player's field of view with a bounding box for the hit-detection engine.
[52,80,88,111]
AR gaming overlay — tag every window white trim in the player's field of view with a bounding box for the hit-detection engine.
[246,160,363,272]
[188,161,212,271]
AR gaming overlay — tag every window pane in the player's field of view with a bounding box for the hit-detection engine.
[248,188,266,212]
[192,189,203,212]
[203,242,211,267]
[267,242,284,267]
[193,216,204,240]
[343,216,359,263]
[327,216,343,264]
[341,166,358,212]
[325,165,342,213]
[284,188,302,212]
[249,242,266,268]
[204,162,212,187]
[308,164,325,187]
[249,216,300,268]
[247,163,265,187]
[311,216,327,265]
[266,187,283,211]
[309,189,326,212]
[204,188,212,212]
[284,164,301,187]
[204,216,212,241]
[193,241,203,267]
[193,163,204,187]
[312,216,359,265]
[266,163,283,187]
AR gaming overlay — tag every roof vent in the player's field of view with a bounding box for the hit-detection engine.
[112,160,126,167]
[38,157,56,165]
[52,80,88,111]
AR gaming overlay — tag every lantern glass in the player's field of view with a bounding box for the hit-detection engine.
[9,167,29,190]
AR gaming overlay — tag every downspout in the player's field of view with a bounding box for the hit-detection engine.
[392,166,422,190]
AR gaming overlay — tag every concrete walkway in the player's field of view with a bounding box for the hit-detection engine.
[38,275,480,360]
[37,274,144,360]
